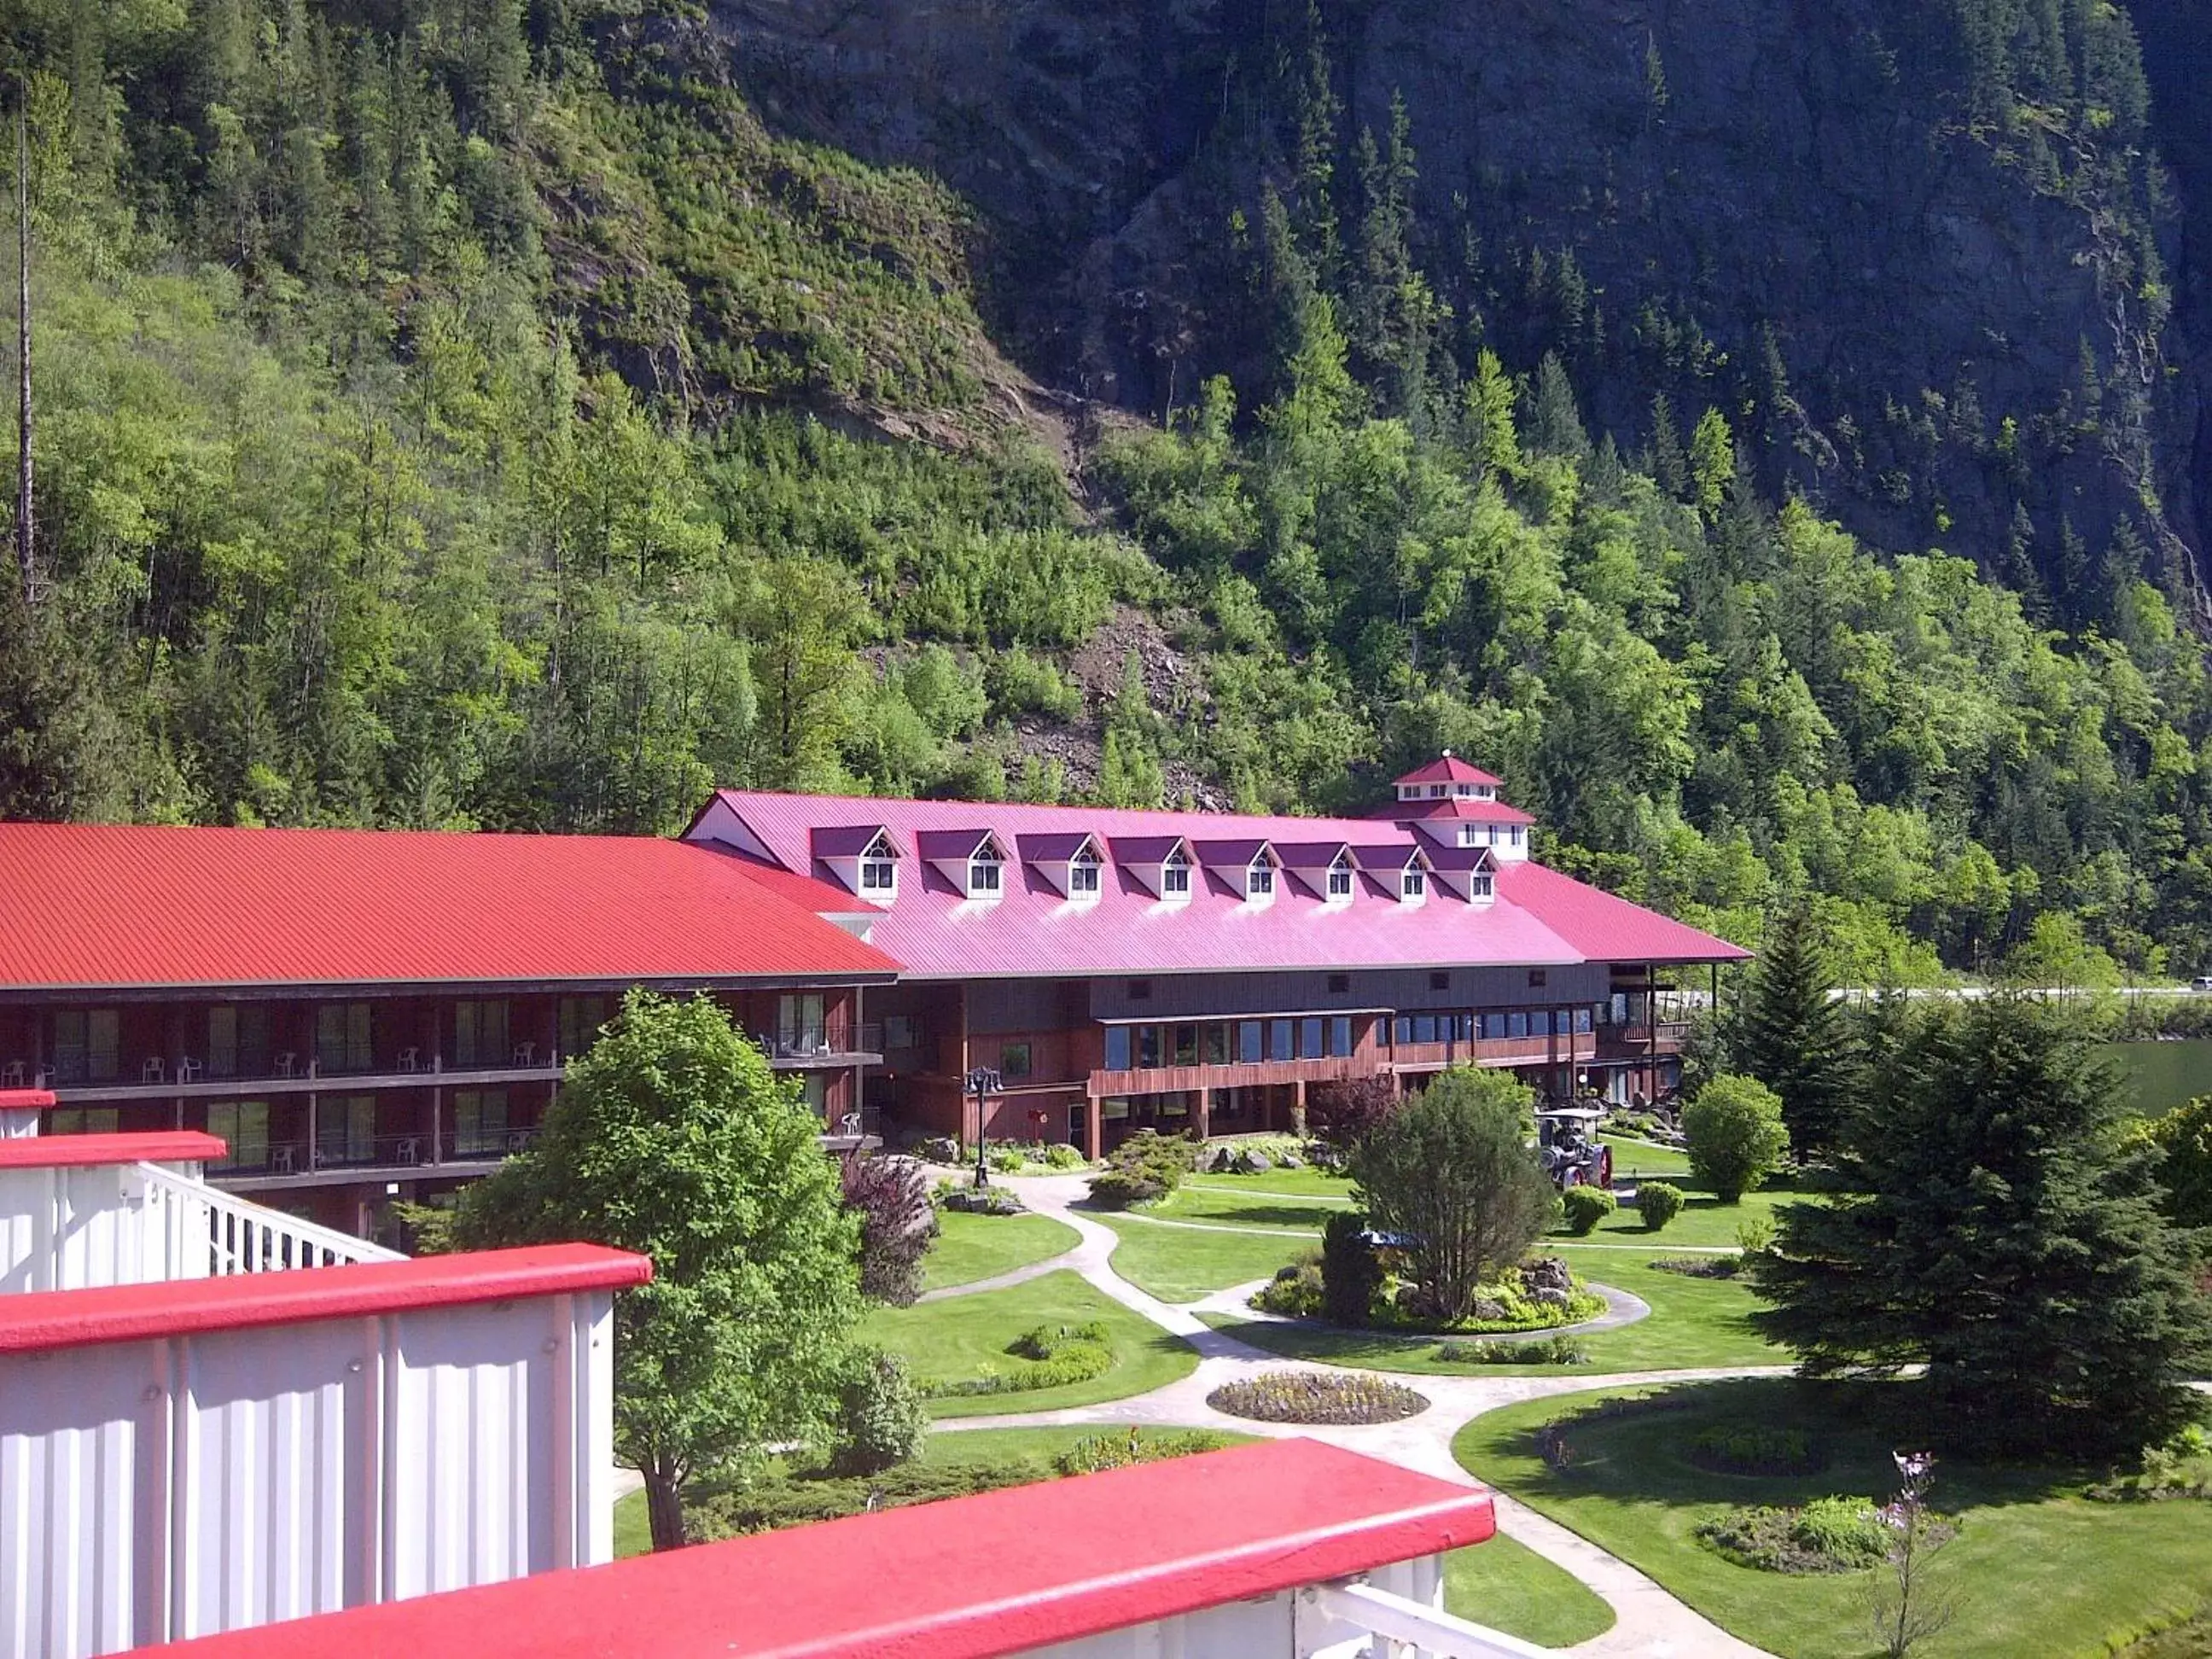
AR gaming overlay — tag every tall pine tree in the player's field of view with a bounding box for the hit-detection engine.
[1754,996,2210,1458]
[1732,903,1855,1156]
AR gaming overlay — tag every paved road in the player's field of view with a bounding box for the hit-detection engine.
[937,1173,1781,1658]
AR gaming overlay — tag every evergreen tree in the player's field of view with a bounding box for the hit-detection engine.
[1732,904,1857,1156]
[1754,996,2210,1458]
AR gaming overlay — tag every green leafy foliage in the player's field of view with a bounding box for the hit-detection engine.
[1638,1181,1686,1231]
[1561,1186,1619,1235]
[923,1320,1115,1399]
[830,1348,928,1476]
[452,989,862,1550]
[2127,1094,2212,1228]
[1350,1069,1557,1324]
[1754,997,2212,1458]
[1320,1210,1382,1325]
[1685,1075,1793,1202]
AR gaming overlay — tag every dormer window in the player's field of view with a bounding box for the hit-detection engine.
[1470,874,1493,899]
[1161,851,1190,898]
[1248,862,1276,900]
[1068,849,1101,897]
[968,848,1003,899]
[1326,857,1354,900]
[859,855,896,894]
[1402,868,1427,901]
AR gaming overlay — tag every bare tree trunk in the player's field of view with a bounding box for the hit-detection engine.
[14,95,30,608]
[643,1462,688,1552]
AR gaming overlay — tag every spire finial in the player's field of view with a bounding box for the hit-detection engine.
[1441,748,1454,759]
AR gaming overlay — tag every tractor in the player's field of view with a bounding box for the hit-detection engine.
[1534,1105,1613,1190]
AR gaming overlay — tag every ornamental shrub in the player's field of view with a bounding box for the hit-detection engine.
[1111,1128,1198,1189]
[1041,1142,1087,1170]
[1639,1180,1685,1231]
[1321,1211,1382,1326]
[1254,1252,1324,1316]
[1698,1498,1891,1574]
[841,1152,938,1306]
[924,1320,1115,1397]
[1561,1186,1617,1235]
[1207,1370,1429,1424]
[1086,1169,1167,1209]
[830,1348,928,1475]
[1684,1074,1791,1202]
[1689,1423,1825,1476]
[1051,1428,1235,1476]
[1306,1075,1400,1162]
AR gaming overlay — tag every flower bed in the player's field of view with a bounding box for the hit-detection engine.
[1687,1423,1827,1476]
[923,1320,1115,1398]
[1374,1257,1607,1334]
[1208,1369,1429,1424]
[1697,1497,1895,1574]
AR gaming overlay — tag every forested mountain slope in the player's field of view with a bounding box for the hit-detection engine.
[2,0,2211,985]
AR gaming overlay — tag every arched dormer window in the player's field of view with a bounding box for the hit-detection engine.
[1326,854,1354,900]
[1402,866,1427,902]
[859,831,898,897]
[1068,847,1102,899]
[1247,859,1276,901]
[1161,848,1191,899]
[968,845,1003,899]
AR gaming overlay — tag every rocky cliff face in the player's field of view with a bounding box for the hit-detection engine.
[707,0,2205,615]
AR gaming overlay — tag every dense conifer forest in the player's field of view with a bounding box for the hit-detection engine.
[3,0,2212,981]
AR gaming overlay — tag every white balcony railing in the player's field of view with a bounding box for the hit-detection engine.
[137,1158,402,1275]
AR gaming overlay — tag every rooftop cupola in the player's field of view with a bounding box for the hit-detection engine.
[1394,750,1501,803]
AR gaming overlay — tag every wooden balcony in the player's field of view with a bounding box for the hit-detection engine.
[1091,1056,1365,1096]
[1592,1022,1691,1062]
[1390,1033,1597,1073]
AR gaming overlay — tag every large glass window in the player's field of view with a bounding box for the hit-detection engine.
[1329,1016,1353,1057]
[454,1000,510,1068]
[1203,1023,1230,1066]
[1452,1013,1475,1043]
[1481,1012,1507,1040]
[1137,1026,1161,1068]
[1508,1011,1530,1039]
[52,1010,120,1084]
[454,1089,509,1156]
[1575,1007,1594,1033]
[317,1095,377,1166]
[1103,1025,1132,1070]
[1393,1016,1412,1045]
[1173,1024,1198,1066]
[777,993,826,1055]
[1299,1017,1323,1058]
[206,1004,269,1079]
[208,1100,271,1171]
[316,1004,374,1074]
[47,1106,119,1135]
[560,996,613,1061]
[1412,1015,1437,1045]
[1237,1022,1263,1064]
[1268,1020,1293,1062]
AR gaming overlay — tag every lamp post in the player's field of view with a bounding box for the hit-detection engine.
[965,1066,1002,1189]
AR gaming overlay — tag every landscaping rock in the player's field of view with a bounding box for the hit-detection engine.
[1278,1152,1301,1168]
[1530,1286,1574,1309]
[1464,1296,1510,1322]
[1237,1150,1273,1173]
[1521,1256,1573,1294]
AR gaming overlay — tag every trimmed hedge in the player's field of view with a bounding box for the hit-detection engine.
[1637,1180,1685,1231]
[923,1320,1115,1398]
[1561,1186,1617,1235]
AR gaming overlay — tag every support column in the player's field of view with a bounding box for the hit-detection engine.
[1194,1086,1211,1141]
[1291,1079,1308,1138]
[1084,1091,1103,1161]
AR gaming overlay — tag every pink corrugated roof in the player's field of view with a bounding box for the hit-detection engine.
[1394,799,1539,826]
[697,791,1746,976]
[1396,754,1502,786]
[1496,862,1751,963]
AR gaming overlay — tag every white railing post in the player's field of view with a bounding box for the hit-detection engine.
[131,1162,404,1277]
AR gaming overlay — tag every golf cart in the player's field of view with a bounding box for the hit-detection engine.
[1534,1105,1613,1190]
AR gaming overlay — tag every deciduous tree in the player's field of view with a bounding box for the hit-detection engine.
[455,989,863,1551]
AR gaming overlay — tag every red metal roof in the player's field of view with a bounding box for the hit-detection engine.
[1497,861,1752,963]
[160,1439,1494,1659]
[0,1089,55,1110]
[0,823,899,992]
[696,790,1746,976]
[1395,754,1503,786]
[1015,830,1098,861]
[810,824,896,859]
[1394,798,1539,826]
[0,1130,227,1169]
[0,1243,652,1354]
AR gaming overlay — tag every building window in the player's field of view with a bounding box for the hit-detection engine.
[208,1100,270,1172]
[1127,978,1152,1001]
[1247,862,1275,899]
[206,1004,268,1079]
[1173,1024,1199,1067]
[1508,1011,1530,1039]
[1428,783,1447,798]
[1459,825,1479,847]
[1299,1017,1323,1058]
[454,1089,509,1156]
[1430,971,1450,992]
[47,1106,119,1136]
[1528,969,1548,988]
[1402,869,1426,899]
[1487,825,1499,846]
[1326,860,1353,899]
[1328,1016,1353,1057]
[1237,1022,1263,1064]
[454,1000,510,1068]
[1000,1041,1033,1080]
[52,1009,120,1084]
[1203,1023,1230,1066]
[1268,1020,1294,1062]
[1104,1026,1132,1070]
[560,996,613,1061]
[1471,875,1493,899]
[1482,1013,1507,1040]
[1101,1096,1132,1121]
[1138,1026,1162,1069]
[859,856,897,894]
[1161,853,1190,897]
[968,849,1003,898]
[1412,1015,1437,1045]
[885,1015,924,1050]
[317,1094,377,1167]
[317,1003,374,1074]
[1068,852,1101,896]
[777,993,826,1055]
[1327,973,1350,994]
[1575,1007,1594,1033]
[1394,1016,1412,1045]
[1510,826,1524,846]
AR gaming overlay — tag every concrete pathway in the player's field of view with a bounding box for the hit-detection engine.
[1189,1277,1652,1343]
[938,1172,1781,1658]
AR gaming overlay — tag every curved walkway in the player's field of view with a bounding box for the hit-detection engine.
[1190,1277,1652,1342]
[935,1173,1779,1658]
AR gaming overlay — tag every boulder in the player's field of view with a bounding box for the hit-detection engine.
[1278,1152,1302,1168]
[1521,1256,1573,1294]
[1464,1296,1510,1323]
[1237,1150,1273,1173]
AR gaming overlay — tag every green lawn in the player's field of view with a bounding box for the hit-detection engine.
[864,1269,1199,1417]
[1179,1166,1357,1199]
[1552,1183,1801,1249]
[1095,1212,1311,1301]
[614,1424,1254,1558]
[1454,1378,2212,1659]
[923,1209,1080,1292]
[1444,1534,1616,1648]
[1200,1249,1780,1375]
[1598,1132,1691,1179]
[1149,1183,1339,1231]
